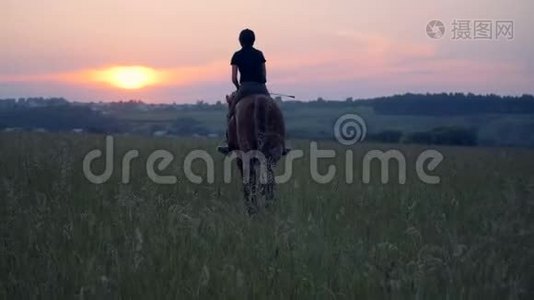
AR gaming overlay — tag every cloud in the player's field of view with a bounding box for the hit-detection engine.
[0,61,229,87]
[266,31,437,84]
[0,30,531,102]
[266,30,529,94]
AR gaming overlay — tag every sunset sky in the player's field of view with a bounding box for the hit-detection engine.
[1,0,533,103]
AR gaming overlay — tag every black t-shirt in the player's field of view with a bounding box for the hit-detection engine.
[230,47,267,84]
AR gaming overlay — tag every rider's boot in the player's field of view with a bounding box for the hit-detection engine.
[217,128,232,155]
[217,142,231,155]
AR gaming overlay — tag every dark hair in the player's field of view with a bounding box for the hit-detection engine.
[239,29,255,47]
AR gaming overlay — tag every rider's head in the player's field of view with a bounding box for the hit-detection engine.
[239,29,255,48]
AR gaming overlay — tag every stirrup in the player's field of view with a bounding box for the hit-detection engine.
[217,145,231,155]
[282,147,291,156]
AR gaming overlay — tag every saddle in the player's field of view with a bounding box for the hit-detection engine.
[227,82,270,120]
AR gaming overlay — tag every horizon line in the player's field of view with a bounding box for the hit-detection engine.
[1,91,534,105]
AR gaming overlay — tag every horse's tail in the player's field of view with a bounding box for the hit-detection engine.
[254,95,268,152]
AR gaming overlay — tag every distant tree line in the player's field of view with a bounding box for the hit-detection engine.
[0,97,69,108]
[277,93,534,116]
[1,93,532,147]
[3,93,534,116]
[404,127,477,146]
[366,127,477,146]
[0,105,119,133]
[367,93,534,115]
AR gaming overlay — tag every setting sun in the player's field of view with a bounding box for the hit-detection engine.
[91,66,162,89]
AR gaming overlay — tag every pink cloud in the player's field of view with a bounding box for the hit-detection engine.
[265,31,528,94]
[0,31,530,100]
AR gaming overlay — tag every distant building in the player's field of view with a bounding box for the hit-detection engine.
[153,130,168,137]
[3,127,22,132]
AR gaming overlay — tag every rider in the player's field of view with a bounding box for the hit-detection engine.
[217,29,270,154]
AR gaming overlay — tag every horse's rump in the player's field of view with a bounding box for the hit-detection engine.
[233,94,285,161]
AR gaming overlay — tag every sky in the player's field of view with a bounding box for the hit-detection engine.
[1,0,533,103]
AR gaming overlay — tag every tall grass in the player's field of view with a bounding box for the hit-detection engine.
[1,132,533,299]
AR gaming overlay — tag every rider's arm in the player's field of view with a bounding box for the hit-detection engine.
[261,63,266,82]
[231,65,239,90]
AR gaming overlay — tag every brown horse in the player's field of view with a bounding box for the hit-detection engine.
[225,92,286,214]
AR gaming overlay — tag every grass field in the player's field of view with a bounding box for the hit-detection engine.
[1,132,533,299]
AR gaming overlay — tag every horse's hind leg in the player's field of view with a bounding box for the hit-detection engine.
[244,163,259,215]
[263,160,276,208]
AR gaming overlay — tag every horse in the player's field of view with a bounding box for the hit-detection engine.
[225,92,286,214]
